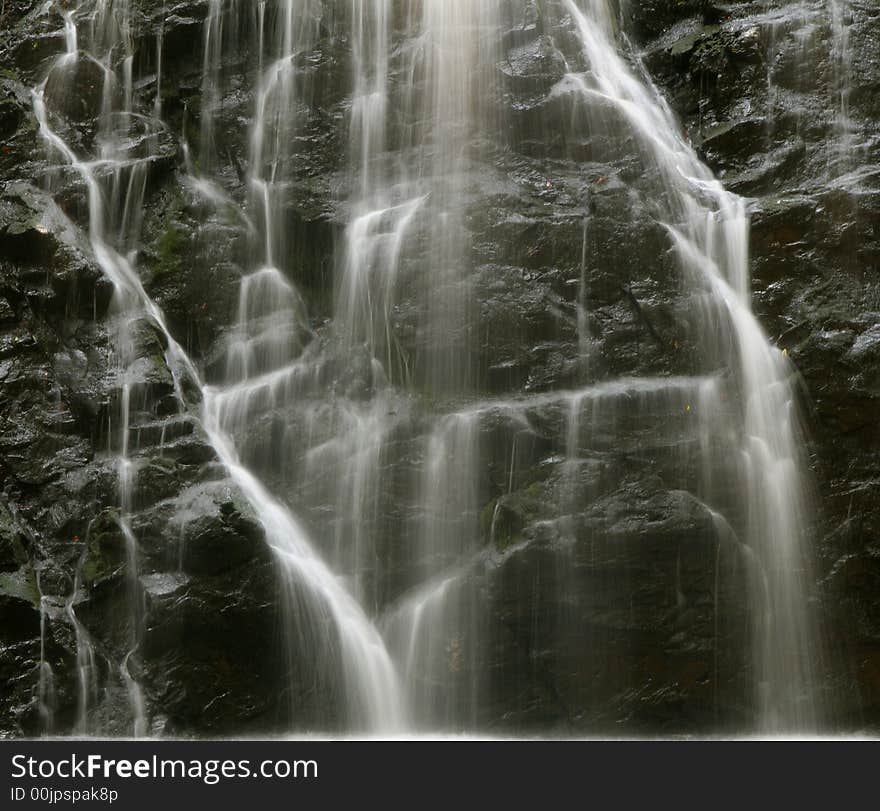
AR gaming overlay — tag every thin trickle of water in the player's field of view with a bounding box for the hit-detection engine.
[36,573,56,734]
[576,205,592,377]
[829,0,856,171]
[120,651,147,737]
[153,10,165,119]
[249,0,321,269]
[350,0,389,200]
[199,0,233,170]
[65,573,98,735]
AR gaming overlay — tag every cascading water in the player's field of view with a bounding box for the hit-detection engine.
[558,0,819,729]
[34,0,402,735]
[34,0,158,735]
[28,0,824,736]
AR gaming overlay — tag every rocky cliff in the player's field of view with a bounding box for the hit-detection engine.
[0,0,877,737]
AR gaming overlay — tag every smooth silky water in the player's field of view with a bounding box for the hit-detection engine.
[30,0,830,736]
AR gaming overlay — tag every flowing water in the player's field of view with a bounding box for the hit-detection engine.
[34,0,402,735]
[560,0,818,728]
[829,0,856,172]
[30,0,823,735]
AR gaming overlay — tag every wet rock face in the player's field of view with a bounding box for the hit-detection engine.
[625,0,880,728]
[482,483,753,734]
[0,165,295,735]
[0,0,877,736]
[0,2,297,737]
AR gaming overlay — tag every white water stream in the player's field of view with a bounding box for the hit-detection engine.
[29,0,823,735]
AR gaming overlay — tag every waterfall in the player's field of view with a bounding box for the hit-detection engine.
[36,0,156,735]
[560,0,819,729]
[27,0,824,736]
[33,0,403,735]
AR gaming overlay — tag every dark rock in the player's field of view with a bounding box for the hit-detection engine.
[0,0,877,738]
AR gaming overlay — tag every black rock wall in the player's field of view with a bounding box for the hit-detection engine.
[0,0,877,736]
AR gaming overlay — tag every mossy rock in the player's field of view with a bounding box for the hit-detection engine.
[482,481,549,552]
[0,564,39,607]
[0,502,28,572]
[80,509,127,587]
[668,25,721,59]
[153,223,188,280]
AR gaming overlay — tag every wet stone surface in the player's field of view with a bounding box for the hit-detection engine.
[0,0,877,736]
